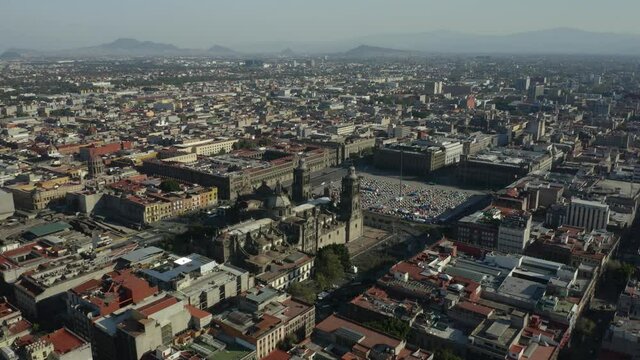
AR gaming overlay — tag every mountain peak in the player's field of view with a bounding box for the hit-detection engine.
[208,44,237,55]
[280,48,296,56]
[0,50,23,60]
[344,45,410,57]
[99,38,179,51]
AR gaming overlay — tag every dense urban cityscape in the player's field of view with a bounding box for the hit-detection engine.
[2,5,640,360]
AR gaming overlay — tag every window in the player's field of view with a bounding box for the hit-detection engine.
[199,292,208,308]
[161,324,173,345]
[236,276,243,293]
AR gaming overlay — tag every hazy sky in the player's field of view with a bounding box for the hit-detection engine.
[2,0,640,50]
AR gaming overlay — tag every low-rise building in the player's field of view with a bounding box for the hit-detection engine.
[138,252,253,309]
[12,244,137,328]
[313,314,433,360]
[0,190,15,220]
[93,294,205,360]
[103,181,217,225]
[25,328,92,360]
[66,269,159,341]
[457,207,532,253]
[526,226,618,270]
[458,149,554,187]
[347,287,422,326]
[253,250,314,290]
[211,286,315,359]
[601,280,640,359]
[7,178,84,211]
[0,297,32,348]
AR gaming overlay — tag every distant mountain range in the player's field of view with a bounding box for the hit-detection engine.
[355,28,640,55]
[342,45,412,58]
[0,38,241,59]
[208,44,239,56]
[2,28,640,59]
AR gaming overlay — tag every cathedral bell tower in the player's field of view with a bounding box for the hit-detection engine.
[292,158,311,204]
[341,166,363,242]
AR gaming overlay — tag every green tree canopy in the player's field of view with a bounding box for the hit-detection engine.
[434,348,463,360]
[575,318,596,338]
[317,244,351,271]
[364,318,410,339]
[159,179,181,192]
[277,333,298,351]
[234,138,257,150]
[258,137,274,147]
[315,251,344,286]
[288,281,316,303]
[50,108,75,117]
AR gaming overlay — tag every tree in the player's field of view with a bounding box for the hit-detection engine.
[574,318,596,341]
[50,108,75,117]
[315,252,344,285]
[412,111,428,119]
[234,138,257,150]
[318,244,351,271]
[606,260,636,286]
[159,179,181,192]
[277,333,298,351]
[258,137,274,147]
[364,318,411,339]
[315,273,329,291]
[288,281,315,303]
[619,262,636,282]
[434,348,462,360]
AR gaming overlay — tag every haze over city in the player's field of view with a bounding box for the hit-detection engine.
[3,0,640,52]
[2,1,640,360]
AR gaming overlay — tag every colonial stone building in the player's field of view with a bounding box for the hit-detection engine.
[213,165,363,268]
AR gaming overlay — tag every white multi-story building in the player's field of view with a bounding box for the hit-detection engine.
[329,123,355,136]
[174,138,238,156]
[497,212,532,254]
[633,163,640,183]
[0,190,15,220]
[441,141,464,166]
[566,198,609,231]
[425,81,443,95]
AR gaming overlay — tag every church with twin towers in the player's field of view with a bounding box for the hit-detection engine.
[213,158,363,264]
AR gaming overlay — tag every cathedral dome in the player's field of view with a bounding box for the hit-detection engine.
[264,193,291,210]
[263,180,292,211]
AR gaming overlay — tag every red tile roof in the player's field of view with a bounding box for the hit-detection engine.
[137,295,178,317]
[456,301,494,317]
[8,319,31,335]
[522,344,556,360]
[0,299,19,318]
[316,315,401,351]
[44,328,86,355]
[186,305,211,320]
[263,349,291,360]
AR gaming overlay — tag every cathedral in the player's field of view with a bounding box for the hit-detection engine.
[213,159,363,269]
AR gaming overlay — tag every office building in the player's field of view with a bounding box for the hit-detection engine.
[496,212,532,254]
[25,328,92,360]
[0,190,15,220]
[211,287,315,359]
[515,77,531,91]
[139,253,253,309]
[565,198,609,231]
[425,81,443,95]
[93,294,204,360]
[601,280,640,359]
